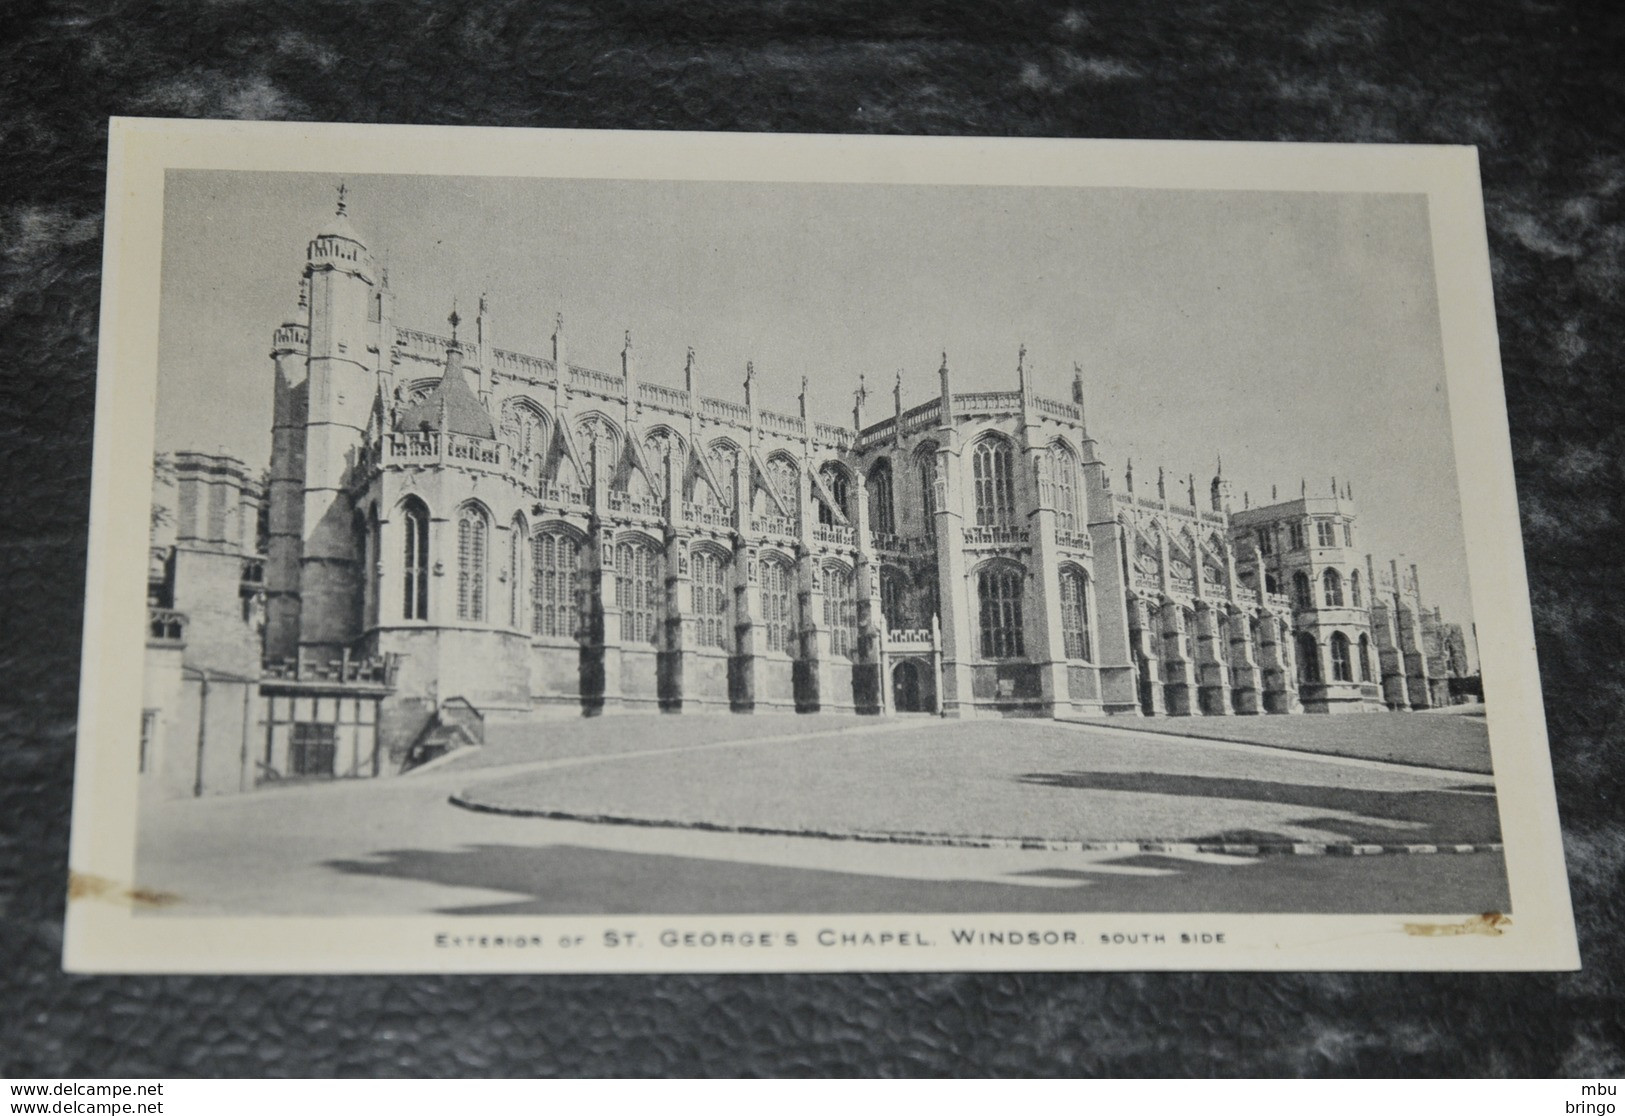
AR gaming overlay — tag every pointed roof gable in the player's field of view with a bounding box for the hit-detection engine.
[396,343,495,440]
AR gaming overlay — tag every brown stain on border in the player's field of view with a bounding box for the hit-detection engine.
[68,870,181,909]
[1403,911,1510,937]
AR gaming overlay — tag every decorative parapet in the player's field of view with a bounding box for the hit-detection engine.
[148,607,187,645]
[1132,570,1161,594]
[381,432,509,473]
[568,364,625,397]
[899,399,942,436]
[638,381,691,412]
[535,481,588,510]
[750,514,797,538]
[701,397,750,424]
[446,433,504,465]
[887,628,934,648]
[758,408,805,439]
[395,328,451,365]
[812,421,853,449]
[684,502,735,530]
[492,347,557,384]
[1035,396,1081,422]
[262,653,395,688]
[1265,591,1293,612]
[272,323,308,351]
[871,531,905,554]
[1169,574,1197,597]
[1055,529,1092,553]
[608,490,663,518]
[963,524,1030,546]
[953,390,1022,414]
[813,523,855,547]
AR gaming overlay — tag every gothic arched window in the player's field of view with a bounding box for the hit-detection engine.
[1358,633,1373,682]
[509,517,526,629]
[1298,632,1322,684]
[532,529,580,638]
[818,464,851,527]
[1350,570,1363,607]
[823,563,855,657]
[977,565,1025,659]
[917,444,939,538]
[707,442,738,509]
[867,460,895,537]
[1330,631,1353,682]
[616,537,662,646]
[1059,567,1092,661]
[691,547,731,650]
[1293,571,1313,610]
[880,567,908,631]
[402,498,429,621]
[457,506,488,622]
[766,455,799,522]
[1323,568,1344,607]
[1051,445,1080,533]
[761,556,797,655]
[972,437,1016,527]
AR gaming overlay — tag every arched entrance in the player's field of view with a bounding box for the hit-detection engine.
[892,661,923,712]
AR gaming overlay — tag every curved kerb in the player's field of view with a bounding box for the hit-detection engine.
[448,794,1505,859]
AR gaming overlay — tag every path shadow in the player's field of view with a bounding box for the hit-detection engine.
[1018,771,1502,844]
[321,841,1510,916]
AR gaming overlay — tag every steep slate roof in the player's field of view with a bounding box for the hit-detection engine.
[396,343,496,440]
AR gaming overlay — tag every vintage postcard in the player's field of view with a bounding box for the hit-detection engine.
[65,119,1577,972]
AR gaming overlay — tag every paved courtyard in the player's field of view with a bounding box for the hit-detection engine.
[135,712,1509,917]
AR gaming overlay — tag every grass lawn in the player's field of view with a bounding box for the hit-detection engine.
[456,718,1500,847]
[1063,709,1492,774]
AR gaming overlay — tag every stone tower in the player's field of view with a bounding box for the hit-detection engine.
[278,186,379,663]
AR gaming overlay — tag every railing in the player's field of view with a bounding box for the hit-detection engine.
[701,397,750,424]
[953,390,1021,413]
[536,481,587,508]
[860,416,896,441]
[684,501,735,530]
[386,432,440,458]
[492,347,556,384]
[963,524,1029,546]
[1035,396,1081,421]
[272,323,308,351]
[446,433,504,465]
[900,399,941,435]
[309,238,366,265]
[750,514,796,538]
[812,421,852,449]
[1055,530,1091,552]
[758,408,805,439]
[383,432,508,471]
[568,364,625,397]
[888,628,934,647]
[608,490,663,518]
[638,381,691,412]
[148,607,187,644]
[813,523,855,547]
[262,656,392,685]
[395,328,451,365]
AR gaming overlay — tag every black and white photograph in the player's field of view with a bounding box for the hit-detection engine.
[65,121,1575,972]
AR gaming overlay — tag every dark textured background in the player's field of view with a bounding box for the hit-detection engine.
[3,0,1622,1078]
